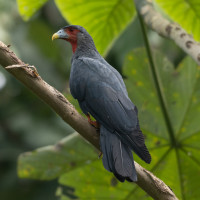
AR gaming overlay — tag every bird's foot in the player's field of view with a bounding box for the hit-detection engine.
[86,114,100,130]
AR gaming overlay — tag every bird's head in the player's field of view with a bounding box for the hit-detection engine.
[52,25,93,53]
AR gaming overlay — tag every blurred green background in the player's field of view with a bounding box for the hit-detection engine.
[0,1,72,199]
[2,0,199,199]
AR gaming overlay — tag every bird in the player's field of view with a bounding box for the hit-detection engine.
[52,25,151,182]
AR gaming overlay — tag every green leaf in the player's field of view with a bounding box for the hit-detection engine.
[122,49,200,199]
[18,132,98,180]
[58,160,133,200]
[155,0,200,41]
[17,0,49,21]
[54,0,135,55]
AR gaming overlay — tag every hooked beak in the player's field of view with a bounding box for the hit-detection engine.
[52,29,69,41]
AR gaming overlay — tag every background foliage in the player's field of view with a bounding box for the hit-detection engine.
[0,0,199,199]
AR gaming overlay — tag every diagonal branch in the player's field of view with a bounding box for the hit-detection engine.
[0,41,178,200]
[134,0,200,65]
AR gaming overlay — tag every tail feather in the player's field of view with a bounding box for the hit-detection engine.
[115,117,151,164]
[116,131,151,164]
[100,126,137,182]
[100,130,112,172]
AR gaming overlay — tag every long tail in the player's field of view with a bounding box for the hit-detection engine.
[115,115,151,164]
[100,126,137,182]
[115,129,151,164]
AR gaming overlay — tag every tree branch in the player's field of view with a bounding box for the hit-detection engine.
[134,0,200,65]
[0,41,178,200]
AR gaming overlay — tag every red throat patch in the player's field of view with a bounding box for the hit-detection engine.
[65,29,80,53]
[70,41,77,53]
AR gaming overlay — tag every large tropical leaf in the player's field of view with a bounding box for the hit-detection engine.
[54,0,135,55]
[122,49,200,199]
[18,48,200,199]
[155,0,200,41]
[18,132,98,180]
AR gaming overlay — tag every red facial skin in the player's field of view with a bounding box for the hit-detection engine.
[64,28,80,53]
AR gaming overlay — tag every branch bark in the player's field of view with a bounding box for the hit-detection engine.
[0,41,178,200]
[134,0,200,65]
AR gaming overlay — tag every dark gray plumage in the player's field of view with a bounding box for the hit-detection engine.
[53,25,151,182]
[100,126,137,182]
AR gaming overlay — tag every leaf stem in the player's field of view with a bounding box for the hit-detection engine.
[136,12,177,147]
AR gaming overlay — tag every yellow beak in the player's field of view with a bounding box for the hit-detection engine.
[52,33,59,41]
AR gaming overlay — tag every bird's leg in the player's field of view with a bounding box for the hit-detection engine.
[86,114,100,130]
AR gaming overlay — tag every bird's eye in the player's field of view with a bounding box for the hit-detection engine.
[69,29,73,32]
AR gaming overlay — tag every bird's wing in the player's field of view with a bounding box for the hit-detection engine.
[76,57,151,163]
[76,57,136,132]
[85,82,137,133]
